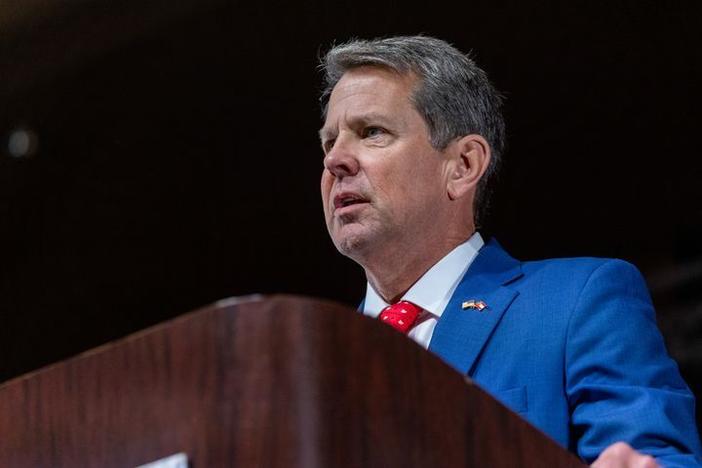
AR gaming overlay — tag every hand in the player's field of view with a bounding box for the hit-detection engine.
[591,442,659,468]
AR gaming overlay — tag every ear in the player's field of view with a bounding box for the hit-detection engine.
[446,134,491,201]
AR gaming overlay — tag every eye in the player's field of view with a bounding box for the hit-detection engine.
[362,126,386,139]
[323,138,336,154]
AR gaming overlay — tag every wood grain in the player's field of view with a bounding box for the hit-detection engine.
[0,295,584,467]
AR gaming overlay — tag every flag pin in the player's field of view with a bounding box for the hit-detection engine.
[462,300,487,311]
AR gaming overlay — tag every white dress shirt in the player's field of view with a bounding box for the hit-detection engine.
[362,232,485,349]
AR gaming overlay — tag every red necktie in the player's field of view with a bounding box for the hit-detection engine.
[378,300,422,334]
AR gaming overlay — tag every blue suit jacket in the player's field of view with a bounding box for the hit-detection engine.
[418,239,702,466]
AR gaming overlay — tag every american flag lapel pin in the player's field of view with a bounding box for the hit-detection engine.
[462,300,488,311]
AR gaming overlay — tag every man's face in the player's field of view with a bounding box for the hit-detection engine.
[320,66,451,263]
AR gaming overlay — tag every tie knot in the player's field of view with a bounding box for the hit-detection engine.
[378,300,422,334]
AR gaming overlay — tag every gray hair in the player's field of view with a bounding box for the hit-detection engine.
[319,35,506,226]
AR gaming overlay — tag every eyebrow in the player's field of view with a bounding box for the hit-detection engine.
[318,127,334,142]
[318,112,395,142]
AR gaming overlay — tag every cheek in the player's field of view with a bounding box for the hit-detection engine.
[384,157,443,207]
[320,171,333,208]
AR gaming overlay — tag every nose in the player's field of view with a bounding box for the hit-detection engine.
[323,138,360,179]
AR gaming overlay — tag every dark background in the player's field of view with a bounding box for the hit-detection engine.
[1,0,700,424]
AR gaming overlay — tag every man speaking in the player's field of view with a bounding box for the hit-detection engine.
[318,36,701,467]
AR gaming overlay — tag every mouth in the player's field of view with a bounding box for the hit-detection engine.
[333,192,370,212]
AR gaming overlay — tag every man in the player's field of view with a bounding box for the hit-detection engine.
[318,36,702,467]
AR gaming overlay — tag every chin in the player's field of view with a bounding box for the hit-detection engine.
[334,235,366,258]
[331,227,374,261]
[329,217,386,260]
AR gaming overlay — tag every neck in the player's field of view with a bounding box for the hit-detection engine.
[364,229,475,303]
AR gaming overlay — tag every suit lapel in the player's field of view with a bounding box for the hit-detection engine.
[428,239,523,375]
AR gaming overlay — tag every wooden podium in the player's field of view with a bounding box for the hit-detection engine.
[0,295,584,467]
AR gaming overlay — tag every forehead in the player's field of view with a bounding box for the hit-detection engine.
[320,66,419,136]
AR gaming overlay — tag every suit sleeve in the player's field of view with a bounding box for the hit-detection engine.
[565,259,702,467]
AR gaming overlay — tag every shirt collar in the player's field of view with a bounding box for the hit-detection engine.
[363,232,484,318]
